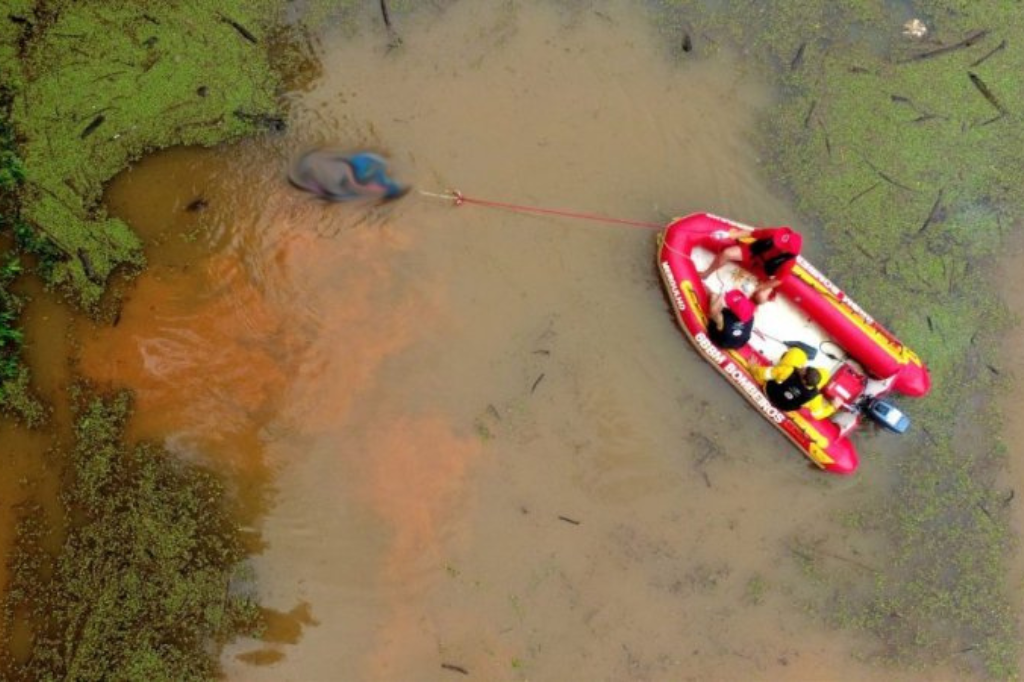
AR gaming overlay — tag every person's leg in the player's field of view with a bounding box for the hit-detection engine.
[698,246,742,278]
[708,292,725,327]
[752,278,781,304]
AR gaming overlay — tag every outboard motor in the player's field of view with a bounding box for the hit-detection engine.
[865,398,910,434]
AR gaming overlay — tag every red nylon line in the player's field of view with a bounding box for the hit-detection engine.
[456,194,663,230]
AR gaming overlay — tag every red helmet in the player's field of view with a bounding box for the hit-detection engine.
[724,289,755,322]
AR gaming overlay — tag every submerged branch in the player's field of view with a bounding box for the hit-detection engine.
[860,155,918,193]
[790,544,879,574]
[219,15,258,44]
[380,0,402,47]
[968,71,1006,114]
[970,39,1006,67]
[897,29,989,63]
[917,188,945,235]
[847,182,879,206]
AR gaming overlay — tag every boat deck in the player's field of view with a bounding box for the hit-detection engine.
[692,248,847,376]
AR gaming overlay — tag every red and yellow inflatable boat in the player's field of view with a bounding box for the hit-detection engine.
[657,213,930,474]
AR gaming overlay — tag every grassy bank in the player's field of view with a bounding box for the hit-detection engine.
[657,0,1021,676]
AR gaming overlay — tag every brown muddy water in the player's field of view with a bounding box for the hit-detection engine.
[12,1,977,680]
[997,241,1024,682]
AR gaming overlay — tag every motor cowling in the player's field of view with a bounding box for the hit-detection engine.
[866,398,910,434]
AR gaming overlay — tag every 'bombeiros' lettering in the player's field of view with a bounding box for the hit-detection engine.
[693,330,725,364]
[695,333,785,424]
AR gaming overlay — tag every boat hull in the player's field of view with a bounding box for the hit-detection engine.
[657,213,930,474]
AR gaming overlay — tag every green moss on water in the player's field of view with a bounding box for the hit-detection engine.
[0,0,314,675]
[0,81,44,423]
[1,390,262,680]
[0,0,299,418]
[2,0,285,310]
[656,0,1022,676]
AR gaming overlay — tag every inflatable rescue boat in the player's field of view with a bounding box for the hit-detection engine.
[657,213,930,474]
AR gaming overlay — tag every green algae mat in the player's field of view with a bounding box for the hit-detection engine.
[1,1,287,677]
[655,0,1024,675]
[2,0,283,310]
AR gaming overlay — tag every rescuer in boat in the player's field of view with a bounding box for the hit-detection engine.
[698,226,803,302]
[288,149,409,202]
[707,289,756,349]
[752,347,843,419]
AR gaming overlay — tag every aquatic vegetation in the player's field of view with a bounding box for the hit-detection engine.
[0,0,304,674]
[0,86,43,424]
[2,0,287,310]
[744,574,767,606]
[1,390,262,679]
[655,0,1023,675]
[0,150,24,192]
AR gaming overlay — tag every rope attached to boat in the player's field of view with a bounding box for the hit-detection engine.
[419,189,664,230]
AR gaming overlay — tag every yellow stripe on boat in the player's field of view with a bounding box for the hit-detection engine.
[807,443,834,468]
[682,281,707,328]
[792,266,914,366]
[789,412,831,449]
[727,349,748,369]
[788,411,834,468]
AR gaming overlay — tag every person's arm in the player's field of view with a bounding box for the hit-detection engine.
[749,227,778,240]
[752,364,793,384]
[806,394,837,420]
[773,256,797,278]
[708,293,725,329]
[751,278,781,304]
[723,227,752,242]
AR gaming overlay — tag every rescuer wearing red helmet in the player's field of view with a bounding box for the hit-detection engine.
[707,289,757,349]
[698,226,804,302]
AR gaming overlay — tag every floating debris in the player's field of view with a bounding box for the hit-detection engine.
[902,18,927,39]
[968,71,1006,114]
[221,15,258,44]
[80,114,105,139]
[790,42,806,70]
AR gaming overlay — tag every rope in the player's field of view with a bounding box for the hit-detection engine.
[418,189,664,230]
[753,329,845,364]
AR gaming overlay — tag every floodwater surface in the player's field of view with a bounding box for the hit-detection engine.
[78,2,939,680]
[996,240,1024,679]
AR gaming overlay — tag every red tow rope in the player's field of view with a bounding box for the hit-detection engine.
[422,189,664,230]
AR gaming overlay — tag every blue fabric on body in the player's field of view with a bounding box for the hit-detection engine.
[346,153,405,198]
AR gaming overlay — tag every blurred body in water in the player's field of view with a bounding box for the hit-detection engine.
[289,149,409,202]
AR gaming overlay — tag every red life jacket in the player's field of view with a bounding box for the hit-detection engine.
[749,228,801,276]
